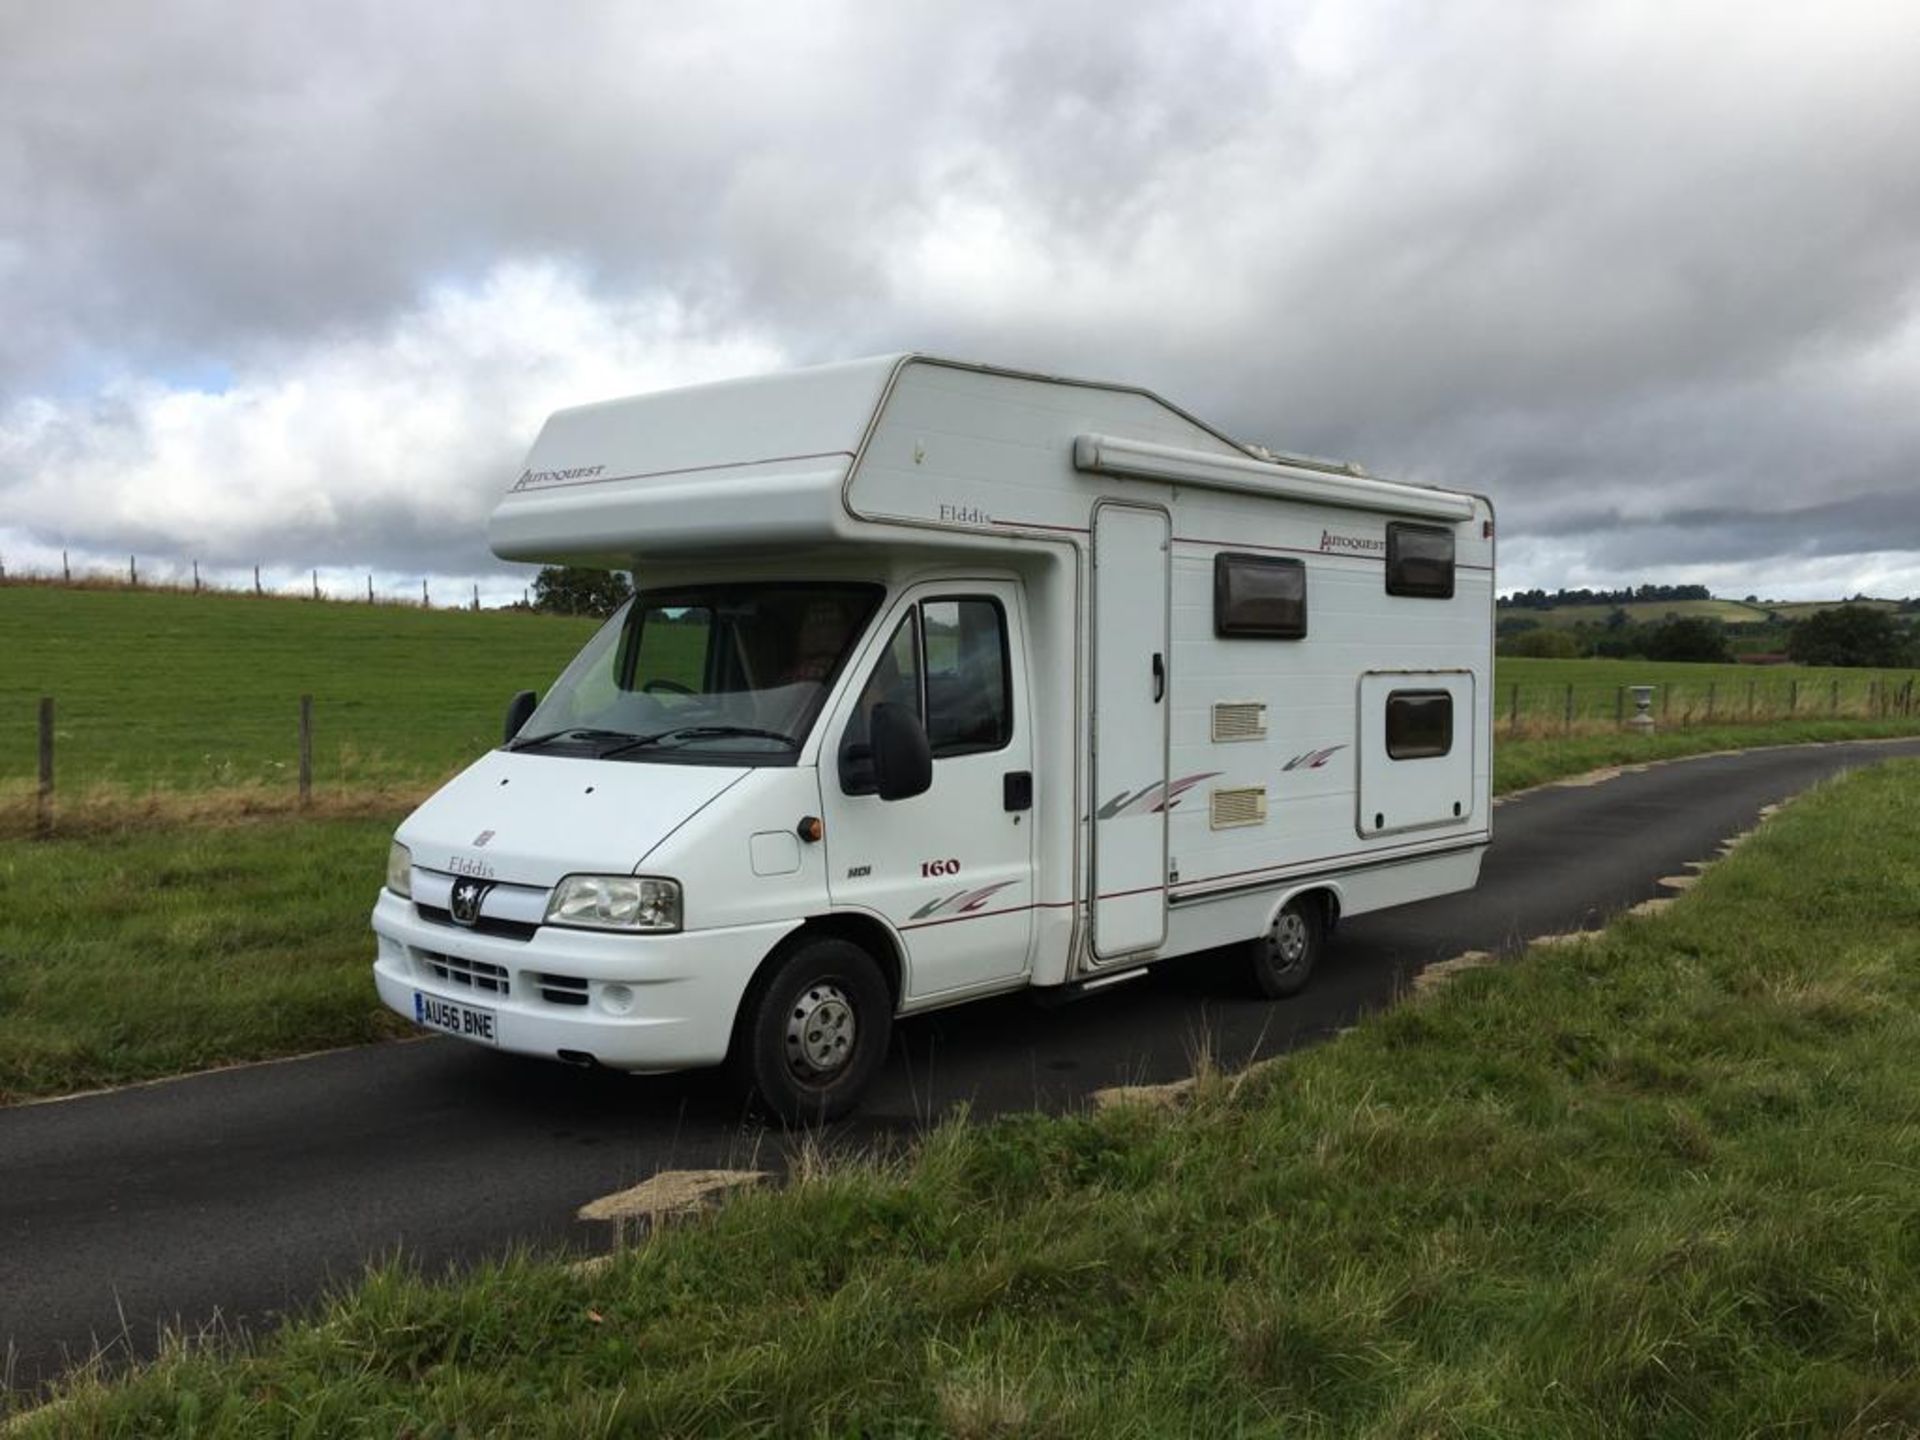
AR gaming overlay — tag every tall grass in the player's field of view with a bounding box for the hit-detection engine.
[0,816,408,1101]
[14,761,1920,1435]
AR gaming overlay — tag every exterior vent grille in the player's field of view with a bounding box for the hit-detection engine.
[538,974,590,1007]
[418,951,510,996]
[1211,701,1268,743]
[1209,785,1268,829]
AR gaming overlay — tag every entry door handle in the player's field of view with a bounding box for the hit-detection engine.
[1151,652,1165,703]
[1003,771,1033,812]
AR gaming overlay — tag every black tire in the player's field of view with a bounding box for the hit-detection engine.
[1248,896,1324,999]
[729,936,892,1125]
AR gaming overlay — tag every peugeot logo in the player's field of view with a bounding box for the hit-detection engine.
[449,880,495,927]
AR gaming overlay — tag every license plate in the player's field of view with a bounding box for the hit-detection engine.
[413,991,499,1046]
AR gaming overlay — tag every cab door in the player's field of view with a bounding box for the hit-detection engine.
[819,581,1034,1000]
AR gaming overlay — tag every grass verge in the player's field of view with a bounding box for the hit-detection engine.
[0,815,409,1102]
[1489,716,1920,793]
[14,760,1920,1435]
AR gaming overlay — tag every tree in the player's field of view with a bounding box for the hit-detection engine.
[1786,605,1908,668]
[1641,616,1731,663]
[532,566,633,617]
[1501,627,1584,659]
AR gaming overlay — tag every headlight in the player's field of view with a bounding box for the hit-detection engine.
[545,875,682,932]
[386,842,413,898]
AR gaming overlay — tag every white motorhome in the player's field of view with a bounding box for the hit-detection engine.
[372,356,1494,1120]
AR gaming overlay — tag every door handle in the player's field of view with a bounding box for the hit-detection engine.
[1003,771,1033,812]
[1151,652,1165,703]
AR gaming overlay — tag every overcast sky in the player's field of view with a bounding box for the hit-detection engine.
[3,0,1917,602]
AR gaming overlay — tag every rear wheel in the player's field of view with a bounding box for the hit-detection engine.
[1248,896,1324,999]
[730,936,892,1124]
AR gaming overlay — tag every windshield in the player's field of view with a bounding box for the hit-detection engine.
[510,582,883,764]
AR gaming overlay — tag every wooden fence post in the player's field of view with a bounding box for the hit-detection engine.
[193,560,201,592]
[254,565,263,596]
[37,696,54,837]
[1615,686,1624,724]
[129,554,138,587]
[1747,680,1755,720]
[1706,682,1715,722]
[62,550,71,582]
[1789,680,1798,715]
[1509,683,1519,734]
[298,695,313,809]
[1830,680,1839,716]
[1563,683,1573,735]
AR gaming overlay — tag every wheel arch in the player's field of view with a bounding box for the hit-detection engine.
[1265,883,1341,935]
[742,911,907,1013]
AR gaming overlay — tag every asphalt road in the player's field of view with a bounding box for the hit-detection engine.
[5,738,1917,1391]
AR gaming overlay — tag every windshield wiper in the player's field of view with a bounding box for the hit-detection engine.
[508,727,642,753]
[600,724,798,757]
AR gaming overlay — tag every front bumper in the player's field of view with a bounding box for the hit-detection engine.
[370,890,798,1071]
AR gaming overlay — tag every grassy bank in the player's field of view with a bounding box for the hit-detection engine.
[17,760,1920,1435]
[0,816,408,1101]
[1489,717,1920,793]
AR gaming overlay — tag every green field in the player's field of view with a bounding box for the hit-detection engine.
[1501,596,1908,629]
[0,585,597,795]
[1503,598,1769,628]
[19,760,1920,1435]
[1,583,1910,1102]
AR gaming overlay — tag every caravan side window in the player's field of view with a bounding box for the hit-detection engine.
[1213,553,1307,638]
[1385,523,1455,599]
[1385,690,1453,759]
[840,597,1011,792]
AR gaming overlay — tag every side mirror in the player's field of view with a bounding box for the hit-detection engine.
[869,702,932,801]
[503,690,539,745]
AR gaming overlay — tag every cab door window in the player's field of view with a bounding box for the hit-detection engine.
[840,596,1011,792]
[922,598,1012,755]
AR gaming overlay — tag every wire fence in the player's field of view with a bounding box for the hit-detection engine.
[7,670,1918,836]
[0,563,514,610]
[1498,672,1918,737]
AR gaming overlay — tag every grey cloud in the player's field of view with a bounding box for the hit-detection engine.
[1517,490,1920,571]
[2,0,1919,592]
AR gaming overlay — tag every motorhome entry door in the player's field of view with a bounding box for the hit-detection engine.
[1090,503,1171,959]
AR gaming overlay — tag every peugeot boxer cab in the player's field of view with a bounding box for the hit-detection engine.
[372,355,1494,1122]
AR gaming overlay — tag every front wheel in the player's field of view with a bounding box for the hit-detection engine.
[1248,896,1324,999]
[730,936,892,1125]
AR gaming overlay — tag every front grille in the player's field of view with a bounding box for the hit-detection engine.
[415,903,540,942]
[537,973,590,1007]
[418,950,511,996]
